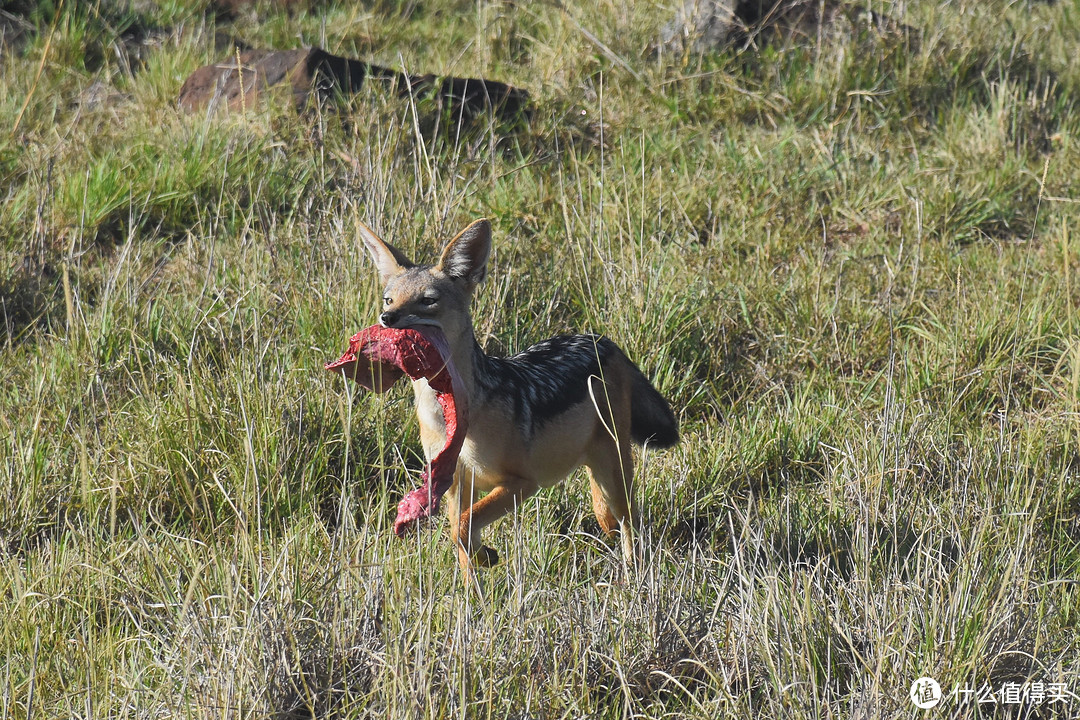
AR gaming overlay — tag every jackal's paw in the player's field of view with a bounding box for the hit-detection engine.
[473,545,500,568]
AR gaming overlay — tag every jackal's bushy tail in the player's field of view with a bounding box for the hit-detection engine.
[630,371,679,448]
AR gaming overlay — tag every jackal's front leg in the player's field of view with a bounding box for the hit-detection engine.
[447,478,537,571]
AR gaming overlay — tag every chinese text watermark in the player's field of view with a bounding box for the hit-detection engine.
[911,676,1073,710]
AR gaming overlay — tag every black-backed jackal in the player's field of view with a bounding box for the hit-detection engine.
[358,218,678,571]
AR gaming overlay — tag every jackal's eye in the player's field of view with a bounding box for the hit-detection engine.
[383,296,392,306]
[419,296,438,306]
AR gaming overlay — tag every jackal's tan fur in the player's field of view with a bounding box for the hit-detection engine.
[358,218,678,573]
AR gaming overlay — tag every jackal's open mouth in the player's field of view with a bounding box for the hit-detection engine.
[325,324,467,537]
[380,316,443,331]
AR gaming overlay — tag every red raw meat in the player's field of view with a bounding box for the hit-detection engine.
[325,325,467,536]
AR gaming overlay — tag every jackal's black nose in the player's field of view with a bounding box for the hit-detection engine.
[380,311,399,327]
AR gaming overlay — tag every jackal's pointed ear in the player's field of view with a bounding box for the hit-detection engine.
[357,220,414,284]
[437,218,491,290]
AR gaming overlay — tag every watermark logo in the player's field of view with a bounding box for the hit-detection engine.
[910,677,1074,711]
[953,681,1072,706]
[911,677,942,709]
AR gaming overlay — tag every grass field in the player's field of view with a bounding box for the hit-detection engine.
[2,0,1080,717]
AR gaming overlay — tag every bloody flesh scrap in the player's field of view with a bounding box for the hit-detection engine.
[325,325,467,536]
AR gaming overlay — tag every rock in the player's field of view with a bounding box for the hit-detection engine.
[178,48,320,113]
[658,0,737,56]
[658,0,914,55]
[406,70,531,123]
[177,46,530,123]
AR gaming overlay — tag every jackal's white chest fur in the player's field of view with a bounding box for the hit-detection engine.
[411,377,503,491]
[411,378,447,441]
[410,373,598,494]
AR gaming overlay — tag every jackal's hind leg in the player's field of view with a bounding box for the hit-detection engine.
[588,472,620,536]
[585,437,637,564]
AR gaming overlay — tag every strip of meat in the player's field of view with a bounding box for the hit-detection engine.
[326,325,468,536]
